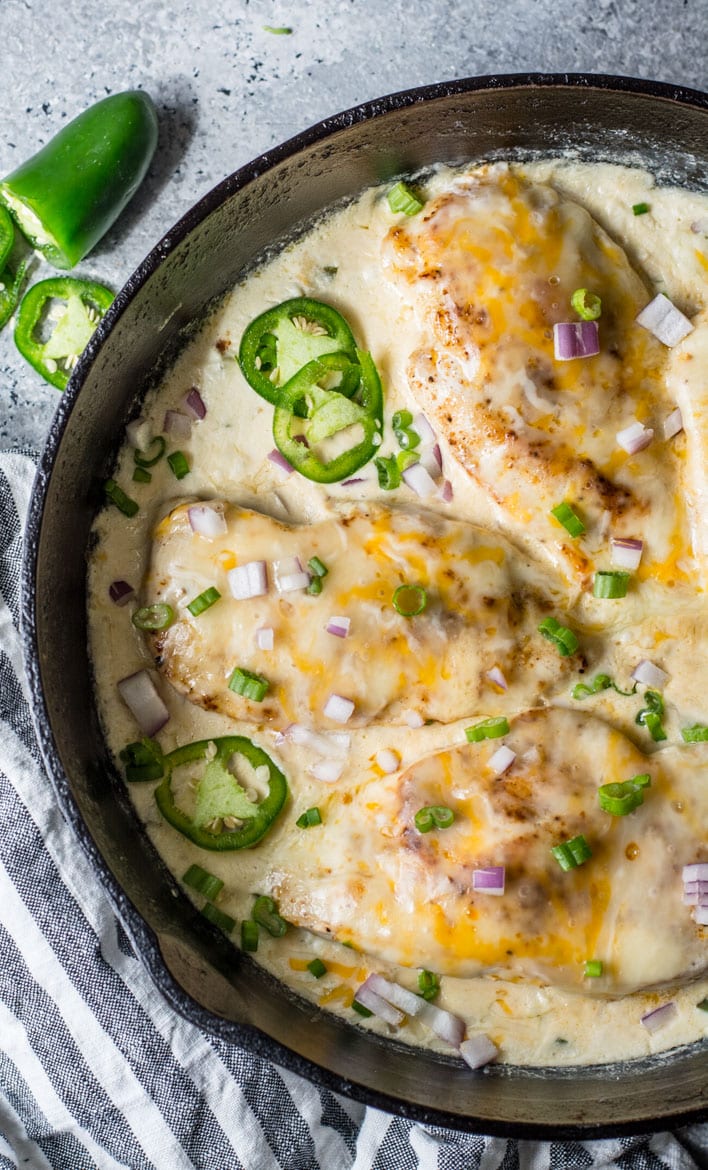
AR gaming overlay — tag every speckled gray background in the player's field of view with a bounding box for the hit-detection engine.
[0,0,707,449]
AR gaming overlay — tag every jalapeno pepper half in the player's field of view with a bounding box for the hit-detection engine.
[154,735,288,851]
[0,91,158,269]
[0,205,14,272]
[272,349,383,483]
[15,276,114,390]
[239,296,359,406]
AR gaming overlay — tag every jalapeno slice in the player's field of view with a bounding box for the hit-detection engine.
[0,258,30,333]
[272,349,383,483]
[0,205,14,271]
[154,736,288,851]
[15,276,114,390]
[239,296,359,406]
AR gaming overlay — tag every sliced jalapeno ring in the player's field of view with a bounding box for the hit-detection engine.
[15,276,114,390]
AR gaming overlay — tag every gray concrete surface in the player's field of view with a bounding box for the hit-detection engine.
[0,0,706,450]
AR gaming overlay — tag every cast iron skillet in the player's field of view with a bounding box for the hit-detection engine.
[22,73,708,1138]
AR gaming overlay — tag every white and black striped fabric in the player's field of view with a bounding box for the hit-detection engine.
[1,446,706,1170]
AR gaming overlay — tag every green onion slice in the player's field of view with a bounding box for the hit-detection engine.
[395,426,420,451]
[550,500,586,537]
[306,576,322,596]
[538,616,579,656]
[387,181,424,216]
[593,570,630,599]
[598,774,650,816]
[414,805,455,833]
[132,466,152,484]
[104,478,139,517]
[228,667,270,702]
[584,959,603,978]
[201,902,236,933]
[636,691,667,742]
[241,919,259,952]
[681,724,708,743]
[187,587,221,617]
[417,970,441,1001]
[307,958,327,978]
[393,583,428,617]
[134,435,166,468]
[131,603,175,631]
[308,556,328,578]
[572,673,636,700]
[352,1000,373,1017]
[119,737,164,782]
[374,454,401,490]
[182,863,224,901]
[252,894,287,937]
[570,288,602,321]
[632,202,650,215]
[391,409,413,430]
[551,834,592,871]
[167,450,190,480]
[296,806,322,828]
[465,716,510,743]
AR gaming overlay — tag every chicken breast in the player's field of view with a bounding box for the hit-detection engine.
[143,500,572,728]
[269,706,707,994]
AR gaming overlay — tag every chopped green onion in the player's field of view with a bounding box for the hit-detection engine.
[395,426,420,451]
[228,666,270,702]
[296,806,322,828]
[570,288,602,321]
[387,181,424,216]
[104,478,139,517]
[538,615,578,656]
[393,583,428,617]
[465,716,510,743]
[550,500,586,537]
[308,556,329,578]
[132,466,152,484]
[182,863,224,901]
[414,805,455,833]
[352,1000,373,1017]
[263,25,292,33]
[307,958,327,978]
[636,691,667,742]
[131,603,174,631]
[167,450,190,480]
[252,894,287,937]
[697,997,708,1012]
[119,737,164,782]
[417,970,440,1001]
[391,410,413,430]
[374,454,401,490]
[584,959,603,978]
[632,202,650,216]
[241,919,259,952]
[572,673,636,700]
[593,570,630,599]
[187,586,221,617]
[598,774,650,816]
[681,725,708,743]
[201,902,236,933]
[551,834,592,871]
[134,435,166,468]
[397,450,419,472]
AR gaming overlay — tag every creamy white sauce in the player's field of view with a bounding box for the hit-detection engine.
[88,161,708,1067]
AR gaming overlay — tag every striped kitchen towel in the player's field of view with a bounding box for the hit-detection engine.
[1,446,706,1170]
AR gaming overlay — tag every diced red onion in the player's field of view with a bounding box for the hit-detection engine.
[417,1000,466,1047]
[164,410,192,440]
[691,218,708,234]
[616,420,654,455]
[641,1002,677,1033]
[403,709,424,729]
[553,321,600,361]
[489,746,516,776]
[459,1035,499,1070]
[441,479,454,503]
[125,418,152,451]
[256,626,274,651]
[272,556,309,594]
[682,887,708,906]
[695,906,708,925]
[188,504,227,539]
[632,659,668,690]
[228,560,268,600]
[683,879,708,896]
[682,863,708,884]
[117,671,169,736]
[183,387,207,420]
[341,477,367,486]
[418,446,443,481]
[309,758,345,783]
[326,616,351,638]
[485,666,508,691]
[288,723,350,758]
[323,693,355,724]
[663,407,684,440]
[268,448,294,475]
[472,866,506,895]
[376,748,400,774]
[636,293,694,347]
[413,412,437,446]
[354,978,405,1026]
[365,973,423,1016]
[402,461,438,499]
[109,580,135,606]
[610,537,643,571]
